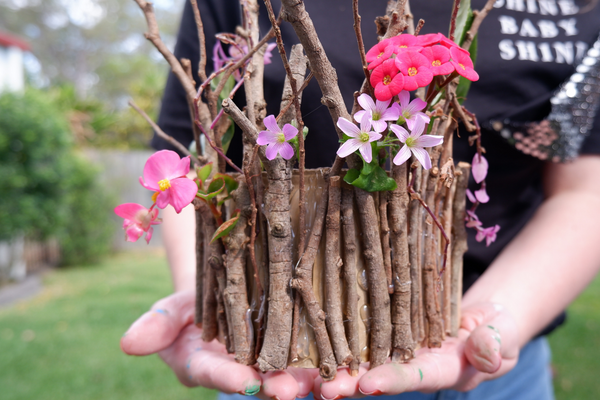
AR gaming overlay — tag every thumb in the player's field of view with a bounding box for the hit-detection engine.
[121,289,195,355]
[462,303,519,374]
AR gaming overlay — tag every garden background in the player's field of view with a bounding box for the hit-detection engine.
[0,0,598,398]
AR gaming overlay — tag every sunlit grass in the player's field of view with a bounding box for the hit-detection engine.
[0,250,217,400]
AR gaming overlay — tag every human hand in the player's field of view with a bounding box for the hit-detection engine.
[312,302,519,399]
[120,290,319,400]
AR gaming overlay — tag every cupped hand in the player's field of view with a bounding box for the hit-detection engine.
[120,290,319,400]
[314,302,519,400]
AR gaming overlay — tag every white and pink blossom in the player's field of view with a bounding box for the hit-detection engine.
[353,93,400,133]
[390,117,443,170]
[336,113,382,163]
[397,90,430,130]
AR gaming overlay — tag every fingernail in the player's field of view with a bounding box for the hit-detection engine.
[271,396,280,400]
[359,388,384,396]
[321,395,346,400]
[153,309,168,315]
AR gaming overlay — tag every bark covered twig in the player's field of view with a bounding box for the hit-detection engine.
[451,163,470,336]
[324,177,353,366]
[389,162,414,362]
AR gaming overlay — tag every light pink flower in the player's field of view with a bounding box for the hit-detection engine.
[370,59,404,102]
[354,93,401,133]
[336,113,382,163]
[397,90,430,130]
[114,203,162,244]
[476,225,500,246]
[420,46,455,76]
[138,150,198,213]
[465,209,482,228]
[450,47,479,81]
[390,117,443,170]
[257,115,298,161]
[472,153,489,183]
[394,51,434,91]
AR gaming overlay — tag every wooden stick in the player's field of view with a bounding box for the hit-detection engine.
[324,177,353,365]
[389,162,414,362]
[451,163,470,336]
[194,208,205,326]
[408,163,424,343]
[341,186,361,376]
[354,188,392,369]
[379,191,393,294]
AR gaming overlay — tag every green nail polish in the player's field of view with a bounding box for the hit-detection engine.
[244,385,260,396]
[487,325,500,334]
[419,369,423,382]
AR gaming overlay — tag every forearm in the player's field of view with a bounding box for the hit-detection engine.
[161,203,197,292]
[463,157,600,347]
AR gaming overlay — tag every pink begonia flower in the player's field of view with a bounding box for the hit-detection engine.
[370,59,404,102]
[416,33,443,47]
[336,113,382,163]
[114,203,162,244]
[390,117,443,170]
[476,225,501,246]
[257,115,298,161]
[389,34,423,54]
[450,47,479,81]
[420,46,455,76]
[466,188,489,204]
[366,38,395,70]
[138,150,198,214]
[354,93,401,133]
[397,90,430,130]
[472,153,489,183]
[395,51,434,91]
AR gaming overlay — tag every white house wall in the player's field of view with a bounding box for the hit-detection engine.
[0,46,24,93]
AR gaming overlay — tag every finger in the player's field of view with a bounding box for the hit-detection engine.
[185,345,262,393]
[358,337,469,395]
[314,365,369,400]
[464,324,502,373]
[120,290,195,355]
[257,371,300,400]
[286,367,321,398]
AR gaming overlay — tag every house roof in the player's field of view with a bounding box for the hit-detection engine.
[0,31,30,51]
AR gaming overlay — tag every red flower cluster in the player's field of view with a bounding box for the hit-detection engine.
[366,33,479,101]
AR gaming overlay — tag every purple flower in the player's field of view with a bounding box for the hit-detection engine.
[390,118,443,170]
[397,90,430,130]
[354,93,401,133]
[257,115,298,160]
[472,153,489,183]
[476,225,500,246]
[336,113,382,163]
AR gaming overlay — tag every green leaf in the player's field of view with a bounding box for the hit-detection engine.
[452,0,472,45]
[289,125,309,162]
[456,34,478,104]
[221,120,235,154]
[211,74,236,110]
[197,162,213,182]
[197,177,225,201]
[344,162,397,193]
[210,210,240,243]
[213,173,239,194]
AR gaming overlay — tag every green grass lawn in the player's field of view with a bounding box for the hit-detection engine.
[0,250,217,400]
[1,250,599,399]
[548,272,600,399]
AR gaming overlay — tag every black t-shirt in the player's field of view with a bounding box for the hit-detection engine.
[153,0,600,334]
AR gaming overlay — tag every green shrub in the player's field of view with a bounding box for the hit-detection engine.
[0,88,113,265]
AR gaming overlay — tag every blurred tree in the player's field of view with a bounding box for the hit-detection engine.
[0,0,183,148]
